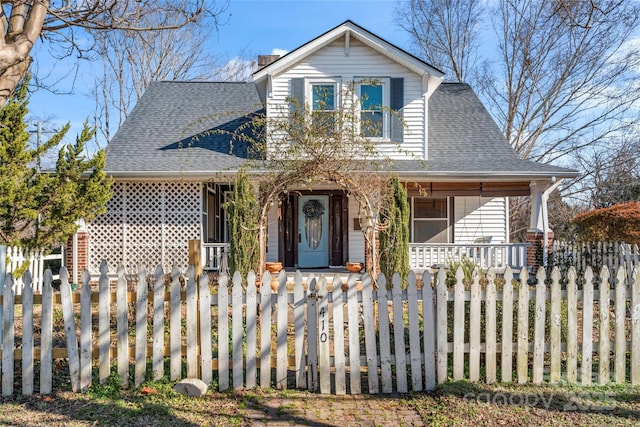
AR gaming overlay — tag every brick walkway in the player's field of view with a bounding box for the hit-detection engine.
[238,391,425,427]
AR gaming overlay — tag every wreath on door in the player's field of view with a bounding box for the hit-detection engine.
[303,199,325,250]
[302,199,325,219]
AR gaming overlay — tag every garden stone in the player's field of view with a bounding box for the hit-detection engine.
[174,378,208,397]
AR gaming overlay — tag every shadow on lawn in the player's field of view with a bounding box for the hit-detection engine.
[0,389,341,427]
[427,380,640,422]
[0,393,207,426]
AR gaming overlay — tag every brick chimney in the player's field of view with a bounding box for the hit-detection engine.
[258,55,280,70]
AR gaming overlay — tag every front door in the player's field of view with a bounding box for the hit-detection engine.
[298,195,329,268]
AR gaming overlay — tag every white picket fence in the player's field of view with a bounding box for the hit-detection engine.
[3,246,64,294]
[1,262,640,396]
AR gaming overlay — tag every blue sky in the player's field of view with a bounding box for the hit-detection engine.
[27,0,410,149]
[215,0,408,56]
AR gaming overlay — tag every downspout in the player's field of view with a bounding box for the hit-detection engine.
[541,177,564,266]
[72,231,78,285]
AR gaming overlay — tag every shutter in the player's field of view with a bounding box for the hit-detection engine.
[390,78,404,142]
[290,78,304,117]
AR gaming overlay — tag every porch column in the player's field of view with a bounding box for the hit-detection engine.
[526,179,561,269]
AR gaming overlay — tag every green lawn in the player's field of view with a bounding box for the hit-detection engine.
[1,379,639,426]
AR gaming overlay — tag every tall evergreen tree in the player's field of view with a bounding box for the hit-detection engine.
[0,78,111,249]
[225,170,259,278]
[379,177,410,285]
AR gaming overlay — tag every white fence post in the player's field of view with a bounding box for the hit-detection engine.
[0,244,5,348]
[22,271,34,395]
[60,267,80,392]
[244,271,256,389]
[293,270,306,389]
[377,274,393,393]
[40,270,53,394]
[2,274,14,396]
[333,275,347,394]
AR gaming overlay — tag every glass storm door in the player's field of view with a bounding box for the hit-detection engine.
[298,195,329,268]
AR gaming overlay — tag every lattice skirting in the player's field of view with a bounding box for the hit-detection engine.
[87,181,201,274]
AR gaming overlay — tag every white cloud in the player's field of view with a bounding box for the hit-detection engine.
[271,48,289,56]
[214,57,257,82]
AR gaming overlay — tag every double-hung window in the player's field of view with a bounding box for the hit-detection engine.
[358,78,390,139]
[310,82,337,130]
[412,197,449,243]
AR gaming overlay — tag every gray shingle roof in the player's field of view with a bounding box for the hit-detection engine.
[105,81,577,179]
[421,83,577,178]
[105,81,263,175]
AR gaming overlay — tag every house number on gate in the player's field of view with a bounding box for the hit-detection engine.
[319,307,328,343]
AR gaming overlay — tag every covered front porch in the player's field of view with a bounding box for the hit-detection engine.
[201,177,556,273]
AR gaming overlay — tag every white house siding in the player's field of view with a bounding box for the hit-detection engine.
[266,207,279,262]
[453,197,508,244]
[268,37,427,159]
[87,180,202,274]
[347,196,366,263]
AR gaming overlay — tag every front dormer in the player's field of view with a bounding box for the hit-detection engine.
[253,20,444,160]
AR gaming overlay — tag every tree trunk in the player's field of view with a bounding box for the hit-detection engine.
[364,224,379,279]
[257,222,266,278]
[0,1,49,105]
[0,60,30,106]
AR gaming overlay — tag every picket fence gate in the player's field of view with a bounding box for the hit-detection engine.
[1,261,640,397]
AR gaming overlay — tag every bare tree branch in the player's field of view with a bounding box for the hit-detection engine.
[0,0,227,105]
[92,10,222,142]
[395,0,483,82]
[477,0,640,162]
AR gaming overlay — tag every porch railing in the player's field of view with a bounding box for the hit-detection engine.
[409,242,530,270]
[202,243,229,272]
[203,242,529,272]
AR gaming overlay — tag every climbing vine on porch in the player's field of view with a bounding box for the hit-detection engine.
[379,176,410,285]
[224,170,259,278]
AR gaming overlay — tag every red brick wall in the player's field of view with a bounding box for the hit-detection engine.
[525,230,554,270]
[66,230,89,283]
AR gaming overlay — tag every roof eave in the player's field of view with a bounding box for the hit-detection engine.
[105,170,242,180]
[106,168,579,182]
[253,20,444,83]
[395,170,580,181]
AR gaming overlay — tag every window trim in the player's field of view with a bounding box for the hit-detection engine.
[356,77,390,141]
[305,78,340,132]
[306,78,340,113]
[410,196,450,243]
